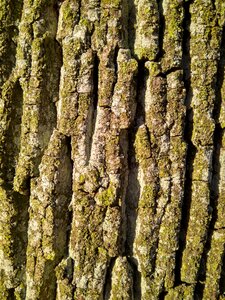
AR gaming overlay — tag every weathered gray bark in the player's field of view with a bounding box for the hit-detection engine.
[0,0,225,299]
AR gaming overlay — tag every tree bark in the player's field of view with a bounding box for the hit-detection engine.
[0,0,225,299]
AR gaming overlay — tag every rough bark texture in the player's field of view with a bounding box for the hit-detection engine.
[1,0,225,299]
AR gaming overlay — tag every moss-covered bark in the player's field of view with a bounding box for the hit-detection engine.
[1,0,225,299]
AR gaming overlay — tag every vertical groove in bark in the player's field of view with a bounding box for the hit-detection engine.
[155,0,165,62]
[175,0,192,287]
[1,0,225,299]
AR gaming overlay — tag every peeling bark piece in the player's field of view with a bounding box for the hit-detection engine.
[55,258,74,300]
[0,187,16,291]
[14,0,60,194]
[154,138,186,292]
[109,257,134,300]
[181,180,211,283]
[133,125,158,284]
[145,61,167,138]
[162,0,184,71]
[103,207,122,257]
[215,131,225,229]
[203,229,225,300]
[69,191,108,299]
[111,49,138,129]
[134,0,159,60]
[26,130,72,300]
[0,0,22,86]
[56,0,80,41]
[180,0,223,287]
[152,70,186,295]
[165,284,195,300]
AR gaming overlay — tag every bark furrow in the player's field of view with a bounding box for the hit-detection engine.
[0,0,225,299]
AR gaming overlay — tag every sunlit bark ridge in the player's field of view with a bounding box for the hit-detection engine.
[0,0,225,299]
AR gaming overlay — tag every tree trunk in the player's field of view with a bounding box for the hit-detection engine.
[0,0,225,299]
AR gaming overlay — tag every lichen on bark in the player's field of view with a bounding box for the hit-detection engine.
[1,0,225,299]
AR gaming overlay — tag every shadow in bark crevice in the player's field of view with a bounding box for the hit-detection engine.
[127,257,142,299]
[86,52,99,163]
[124,60,148,298]
[175,0,194,286]
[103,257,116,300]
[8,288,16,300]
[127,0,136,57]
[64,136,74,258]
[39,261,57,300]
[124,60,148,255]
[155,0,165,62]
